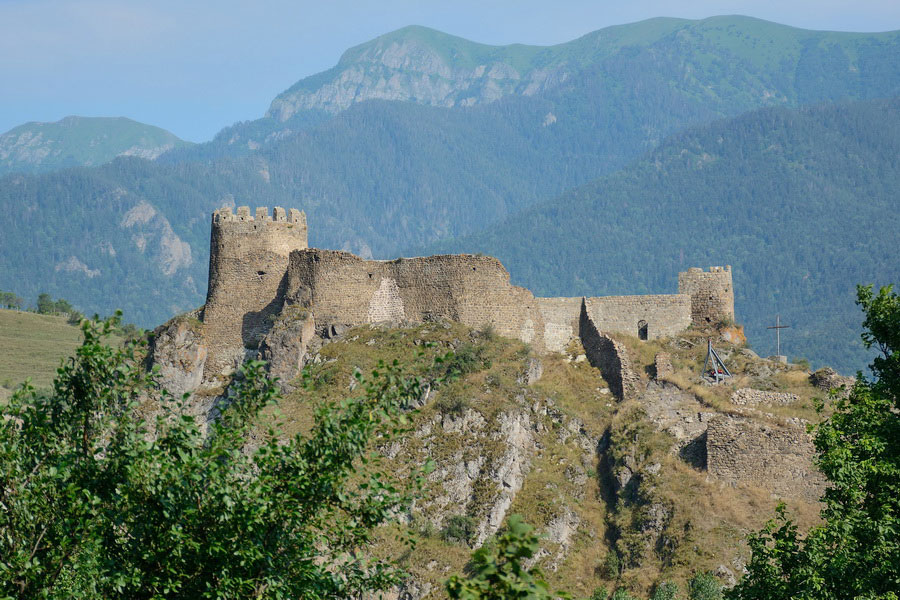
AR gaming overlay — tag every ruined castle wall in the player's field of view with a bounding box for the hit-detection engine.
[706,415,824,502]
[579,302,640,399]
[286,249,547,349]
[203,206,308,376]
[536,298,582,353]
[677,266,735,327]
[584,295,692,340]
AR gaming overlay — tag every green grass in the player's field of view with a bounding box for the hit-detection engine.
[0,309,84,390]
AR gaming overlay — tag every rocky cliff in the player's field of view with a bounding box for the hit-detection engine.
[266,25,572,122]
[149,313,847,597]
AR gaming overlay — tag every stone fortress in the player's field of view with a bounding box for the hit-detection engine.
[201,205,735,384]
[148,205,830,506]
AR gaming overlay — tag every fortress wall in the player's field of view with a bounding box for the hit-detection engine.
[706,416,825,502]
[286,249,547,349]
[203,206,308,376]
[579,300,640,399]
[584,295,692,340]
[677,266,735,327]
[536,297,582,353]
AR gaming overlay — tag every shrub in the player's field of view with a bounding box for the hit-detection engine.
[0,314,431,598]
[441,515,476,545]
[689,572,722,600]
[602,550,622,579]
[436,393,469,416]
[591,587,610,600]
[651,581,679,600]
[443,343,491,376]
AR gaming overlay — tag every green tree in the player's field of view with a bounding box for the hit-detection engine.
[729,284,900,600]
[35,292,54,314]
[0,314,429,599]
[0,291,23,309]
[445,514,568,600]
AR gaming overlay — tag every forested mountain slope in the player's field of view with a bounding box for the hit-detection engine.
[422,98,900,373]
[1,16,898,339]
[0,116,188,176]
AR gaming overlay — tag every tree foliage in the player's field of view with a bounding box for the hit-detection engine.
[728,284,900,600]
[0,314,428,599]
[445,514,567,600]
[0,291,22,310]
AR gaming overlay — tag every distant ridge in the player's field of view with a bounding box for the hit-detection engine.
[0,116,189,176]
[265,16,900,122]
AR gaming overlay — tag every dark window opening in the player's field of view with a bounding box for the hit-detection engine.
[638,320,648,341]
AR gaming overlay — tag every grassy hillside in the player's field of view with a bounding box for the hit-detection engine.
[226,320,828,597]
[422,98,900,373]
[0,309,84,390]
[0,116,189,176]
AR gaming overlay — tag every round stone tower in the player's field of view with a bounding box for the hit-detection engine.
[203,206,308,377]
[677,265,735,327]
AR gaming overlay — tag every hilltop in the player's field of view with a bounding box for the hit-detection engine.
[0,116,188,176]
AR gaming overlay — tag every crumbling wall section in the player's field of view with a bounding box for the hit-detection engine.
[286,249,547,349]
[579,301,640,400]
[706,415,824,502]
[584,295,692,340]
[536,297,582,353]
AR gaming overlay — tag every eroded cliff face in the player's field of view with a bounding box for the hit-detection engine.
[147,316,839,598]
[266,27,569,122]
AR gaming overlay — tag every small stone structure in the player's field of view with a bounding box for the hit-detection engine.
[654,353,674,380]
[196,206,735,387]
[579,303,640,399]
[730,388,799,406]
[810,367,855,398]
[706,415,825,502]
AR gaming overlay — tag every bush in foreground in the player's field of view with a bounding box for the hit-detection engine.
[0,314,429,599]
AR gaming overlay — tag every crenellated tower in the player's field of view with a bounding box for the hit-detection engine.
[677,265,735,327]
[203,206,307,376]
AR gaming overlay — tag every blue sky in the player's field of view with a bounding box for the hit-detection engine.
[2,0,900,142]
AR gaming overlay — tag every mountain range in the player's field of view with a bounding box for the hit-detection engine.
[1,15,898,372]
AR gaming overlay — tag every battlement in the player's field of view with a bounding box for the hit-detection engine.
[684,265,731,274]
[213,206,306,225]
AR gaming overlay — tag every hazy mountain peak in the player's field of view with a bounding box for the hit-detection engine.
[265,25,564,121]
[0,116,189,176]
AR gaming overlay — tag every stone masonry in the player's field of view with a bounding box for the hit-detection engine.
[706,415,825,502]
[203,206,308,376]
[677,266,735,327]
[197,206,734,383]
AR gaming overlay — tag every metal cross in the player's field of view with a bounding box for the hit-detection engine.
[766,314,791,356]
